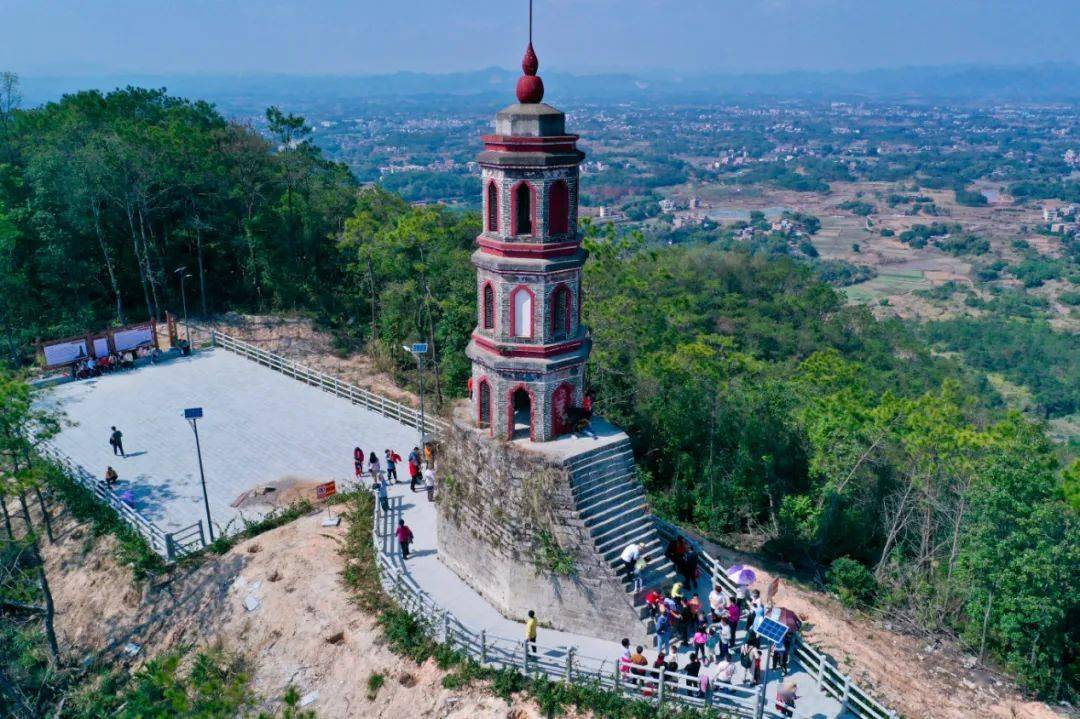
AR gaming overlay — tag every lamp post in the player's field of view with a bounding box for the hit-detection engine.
[175,266,192,349]
[184,407,214,543]
[403,343,429,448]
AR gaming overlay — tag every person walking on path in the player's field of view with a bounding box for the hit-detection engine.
[395,519,413,560]
[775,680,799,717]
[525,610,538,654]
[726,597,741,646]
[385,449,401,484]
[376,478,390,513]
[109,426,125,457]
[408,447,421,492]
[423,464,436,502]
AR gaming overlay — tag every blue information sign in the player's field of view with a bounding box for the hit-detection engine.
[183,407,203,420]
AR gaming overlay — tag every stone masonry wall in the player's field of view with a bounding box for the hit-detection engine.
[436,407,649,645]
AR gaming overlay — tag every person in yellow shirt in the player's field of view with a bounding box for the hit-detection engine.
[525,609,538,654]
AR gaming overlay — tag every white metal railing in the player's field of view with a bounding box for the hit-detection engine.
[40,444,204,562]
[372,495,777,718]
[654,519,897,719]
[212,331,448,439]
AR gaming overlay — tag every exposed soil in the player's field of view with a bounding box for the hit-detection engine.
[160,313,418,408]
[35,500,563,719]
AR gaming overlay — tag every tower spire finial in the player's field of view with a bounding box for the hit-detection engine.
[516,0,544,103]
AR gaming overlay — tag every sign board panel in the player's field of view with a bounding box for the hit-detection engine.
[113,325,155,352]
[42,339,89,368]
[316,481,337,500]
[183,407,203,420]
[410,343,428,354]
[756,616,789,647]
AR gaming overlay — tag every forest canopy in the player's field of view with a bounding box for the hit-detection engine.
[0,81,1076,700]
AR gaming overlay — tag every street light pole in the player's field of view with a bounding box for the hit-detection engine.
[175,266,192,349]
[184,407,214,543]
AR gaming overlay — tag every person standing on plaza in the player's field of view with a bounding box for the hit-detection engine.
[395,518,413,560]
[385,449,401,484]
[353,447,364,480]
[368,451,382,485]
[525,609,538,654]
[109,426,125,457]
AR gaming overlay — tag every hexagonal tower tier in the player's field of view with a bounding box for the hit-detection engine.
[467,43,591,443]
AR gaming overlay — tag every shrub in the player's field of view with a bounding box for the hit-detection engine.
[827,557,878,608]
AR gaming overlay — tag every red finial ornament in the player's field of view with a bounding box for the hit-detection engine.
[515,0,544,103]
[516,43,544,103]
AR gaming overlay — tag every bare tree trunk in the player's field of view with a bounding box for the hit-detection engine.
[195,213,208,316]
[17,492,33,535]
[29,540,60,667]
[1,496,13,540]
[368,256,377,343]
[126,205,154,322]
[91,200,125,325]
[137,206,161,323]
[34,488,53,544]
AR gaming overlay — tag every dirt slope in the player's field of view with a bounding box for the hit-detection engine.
[40,505,560,718]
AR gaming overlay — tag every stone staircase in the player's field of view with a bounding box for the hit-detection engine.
[566,438,678,633]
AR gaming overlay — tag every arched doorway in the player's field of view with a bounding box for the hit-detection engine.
[551,383,574,436]
[549,180,569,235]
[509,386,533,440]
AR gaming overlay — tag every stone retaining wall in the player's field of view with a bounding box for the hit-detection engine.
[435,410,648,644]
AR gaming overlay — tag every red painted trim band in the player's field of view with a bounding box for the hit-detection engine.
[476,236,580,258]
[472,333,584,358]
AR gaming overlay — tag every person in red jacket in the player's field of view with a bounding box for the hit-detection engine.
[395,519,414,560]
[353,447,364,478]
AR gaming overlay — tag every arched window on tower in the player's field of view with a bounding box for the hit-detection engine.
[486,181,499,232]
[549,180,569,235]
[510,286,534,338]
[478,379,491,427]
[482,283,495,330]
[513,182,533,236]
[551,284,571,340]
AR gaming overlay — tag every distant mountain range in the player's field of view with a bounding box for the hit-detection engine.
[20,63,1080,109]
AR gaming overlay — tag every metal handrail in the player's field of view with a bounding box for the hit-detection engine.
[371,496,768,717]
[40,444,206,562]
[211,330,448,438]
[654,518,897,719]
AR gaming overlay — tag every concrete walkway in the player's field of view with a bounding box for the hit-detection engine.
[41,348,851,718]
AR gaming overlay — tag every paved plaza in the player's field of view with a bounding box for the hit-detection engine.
[40,349,419,534]
[41,348,852,717]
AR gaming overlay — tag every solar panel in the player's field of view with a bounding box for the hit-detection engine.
[756,616,789,647]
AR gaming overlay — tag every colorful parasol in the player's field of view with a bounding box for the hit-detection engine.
[725,564,757,586]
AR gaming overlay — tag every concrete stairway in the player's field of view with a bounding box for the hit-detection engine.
[566,438,678,633]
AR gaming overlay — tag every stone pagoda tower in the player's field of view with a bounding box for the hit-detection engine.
[466,36,590,442]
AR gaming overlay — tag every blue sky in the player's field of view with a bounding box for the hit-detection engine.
[3,0,1080,76]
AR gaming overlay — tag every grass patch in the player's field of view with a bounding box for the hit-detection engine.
[202,499,315,557]
[365,672,385,700]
